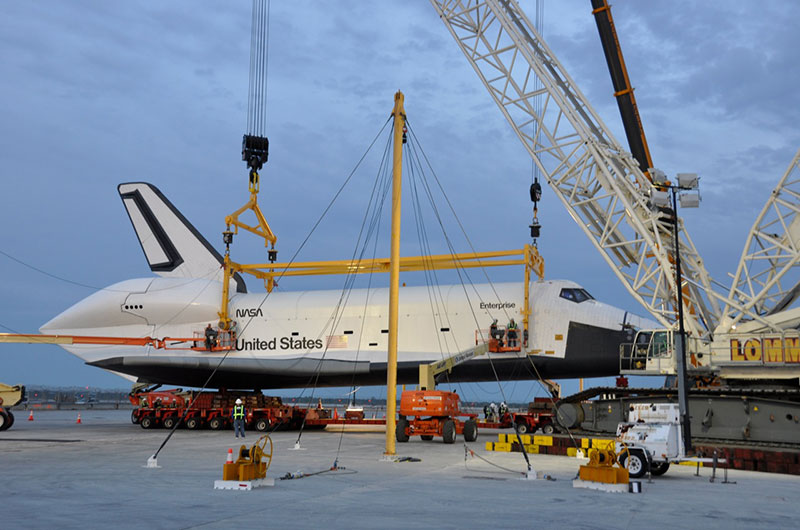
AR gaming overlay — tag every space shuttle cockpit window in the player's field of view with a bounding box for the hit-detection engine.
[559,288,594,303]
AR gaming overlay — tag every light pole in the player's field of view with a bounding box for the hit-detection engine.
[651,171,699,455]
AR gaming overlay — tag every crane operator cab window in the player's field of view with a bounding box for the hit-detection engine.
[632,331,653,364]
[649,331,670,358]
[559,288,594,303]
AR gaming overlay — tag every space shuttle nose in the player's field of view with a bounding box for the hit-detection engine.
[561,321,631,379]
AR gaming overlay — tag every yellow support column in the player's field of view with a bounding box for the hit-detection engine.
[385,91,405,457]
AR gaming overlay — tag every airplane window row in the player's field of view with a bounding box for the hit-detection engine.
[124,305,143,310]
[559,288,594,303]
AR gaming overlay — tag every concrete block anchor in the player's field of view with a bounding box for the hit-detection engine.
[288,440,306,451]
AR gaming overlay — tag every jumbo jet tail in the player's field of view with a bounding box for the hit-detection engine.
[118,182,246,293]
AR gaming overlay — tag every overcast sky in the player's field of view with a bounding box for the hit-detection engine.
[1,1,798,402]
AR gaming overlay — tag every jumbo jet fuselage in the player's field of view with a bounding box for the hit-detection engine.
[38,182,654,389]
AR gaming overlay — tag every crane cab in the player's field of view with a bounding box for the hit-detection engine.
[620,329,676,375]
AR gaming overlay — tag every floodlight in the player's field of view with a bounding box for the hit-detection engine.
[677,173,699,189]
[679,191,701,208]
[648,168,668,186]
[651,189,670,208]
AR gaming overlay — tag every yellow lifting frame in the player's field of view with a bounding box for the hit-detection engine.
[224,193,277,249]
[217,168,277,330]
[218,244,545,334]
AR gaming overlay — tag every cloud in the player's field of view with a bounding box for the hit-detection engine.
[1,1,798,395]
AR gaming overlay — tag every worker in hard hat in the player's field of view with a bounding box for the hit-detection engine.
[489,319,499,339]
[507,318,519,348]
[204,324,218,351]
[499,401,509,418]
[232,398,246,438]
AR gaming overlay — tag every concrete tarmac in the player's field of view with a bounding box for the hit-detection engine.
[1,410,796,529]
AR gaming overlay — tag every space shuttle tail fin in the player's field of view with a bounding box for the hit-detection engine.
[117,182,246,293]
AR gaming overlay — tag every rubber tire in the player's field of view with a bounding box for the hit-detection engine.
[620,450,648,479]
[6,410,14,430]
[396,418,410,443]
[209,417,224,430]
[650,461,670,476]
[515,421,529,434]
[0,409,9,431]
[463,419,478,442]
[131,410,141,425]
[442,419,456,444]
[420,434,434,441]
[255,418,270,432]
[185,417,201,430]
[140,416,156,429]
[542,423,555,435]
[162,416,177,430]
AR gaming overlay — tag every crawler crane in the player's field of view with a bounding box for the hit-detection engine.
[430,0,800,452]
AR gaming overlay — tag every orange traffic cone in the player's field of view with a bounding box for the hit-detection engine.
[76,413,82,424]
[333,408,339,420]
[226,448,234,464]
[28,410,34,421]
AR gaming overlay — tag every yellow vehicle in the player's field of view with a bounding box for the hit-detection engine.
[0,383,25,431]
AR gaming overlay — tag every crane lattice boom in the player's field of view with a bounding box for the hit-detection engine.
[725,149,800,328]
[430,0,721,336]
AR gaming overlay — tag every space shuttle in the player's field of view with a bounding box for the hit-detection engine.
[39,182,656,390]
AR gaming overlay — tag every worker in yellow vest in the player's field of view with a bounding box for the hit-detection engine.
[232,398,246,438]
[507,318,519,348]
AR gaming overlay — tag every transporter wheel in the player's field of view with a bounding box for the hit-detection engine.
[162,416,178,430]
[650,462,670,476]
[208,417,224,430]
[542,423,555,435]
[140,416,156,429]
[396,418,410,443]
[131,410,141,424]
[514,421,529,434]
[0,409,9,431]
[442,419,456,444]
[619,449,648,479]
[255,418,270,432]
[185,417,202,430]
[421,435,434,441]
[5,410,14,430]
[463,419,478,442]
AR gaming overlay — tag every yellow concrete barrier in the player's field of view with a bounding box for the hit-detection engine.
[592,439,615,450]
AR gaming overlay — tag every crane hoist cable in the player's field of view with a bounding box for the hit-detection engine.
[529,0,544,247]
[243,0,271,193]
